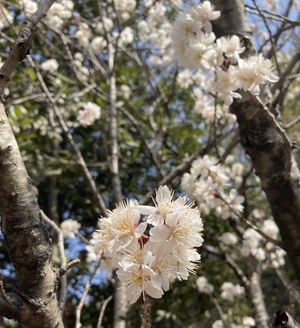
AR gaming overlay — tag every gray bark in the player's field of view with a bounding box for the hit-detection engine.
[210,0,300,284]
[0,0,64,326]
[0,103,63,327]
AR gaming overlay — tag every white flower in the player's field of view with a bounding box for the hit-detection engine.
[95,186,203,304]
[193,1,221,32]
[220,282,245,302]
[261,219,279,239]
[220,232,238,245]
[40,59,59,72]
[270,248,286,268]
[171,9,202,44]
[95,17,113,34]
[184,41,213,71]
[139,185,191,226]
[74,52,84,62]
[120,85,132,100]
[216,66,242,105]
[48,1,73,20]
[61,219,81,238]
[75,24,92,48]
[196,276,214,294]
[219,35,245,63]
[78,102,101,126]
[137,20,149,41]
[241,228,263,257]
[97,200,147,250]
[117,240,165,303]
[149,207,203,249]
[243,316,255,327]
[21,0,38,16]
[114,0,136,11]
[47,15,64,29]
[90,36,107,52]
[253,248,266,261]
[177,69,194,89]
[212,320,224,328]
[119,26,134,45]
[253,53,279,83]
[216,189,244,220]
[118,263,164,304]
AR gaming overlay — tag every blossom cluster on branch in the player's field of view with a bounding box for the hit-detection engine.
[171,1,279,105]
[181,155,245,219]
[92,185,203,303]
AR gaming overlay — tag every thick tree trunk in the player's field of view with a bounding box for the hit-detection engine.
[0,103,64,327]
[210,0,300,284]
[0,0,64,326]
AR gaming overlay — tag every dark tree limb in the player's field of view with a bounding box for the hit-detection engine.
[267,310,300,328]
[210,0,300,285]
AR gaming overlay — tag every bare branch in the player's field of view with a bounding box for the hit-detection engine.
[27,56,107,216]
[75,257,102,328]
[0,0,57,97]
[141,294,154,328]
[97,295,113,328]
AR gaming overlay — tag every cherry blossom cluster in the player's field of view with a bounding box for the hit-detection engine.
[181,155,245,219]
[77,102,101,127]
[240,218,286,269]
[93,185,203,304]
[171,1,279,105]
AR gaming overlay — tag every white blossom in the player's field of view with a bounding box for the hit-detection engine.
[212,320,224,328]
[90,36,107,52]
[177,70,194,89]
[78,102,101,126]
[137,20,149,41]
[61,219,81,239]
[243,316,255,327]
[220,282,245,302]
[75,24,92,48]
[21,0,38,16]
[220,232,238,245]
[40,59,59,72]
[94,186,203,304]
[196,276,214,294]
[120,85,132,100]
[119,26,134,45]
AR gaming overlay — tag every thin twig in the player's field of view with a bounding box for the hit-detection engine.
[139,131,228,205]
[75,256,102,328]
[285,115,300,130]
[141,294,154,328]
[59,259,81,277]
[215,192,285,249]
[251,0,281,73]
[41,211,69,314]
[97,295,113,328]
[211,296,230,328]
[0,281,13,309]
[0,0,57,97]
[27,56,107,216]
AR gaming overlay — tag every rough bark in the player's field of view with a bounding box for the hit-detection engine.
[210,0,300,284]
[267,310,300,328]
[0,0,64,326]
[0,103,63,327]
